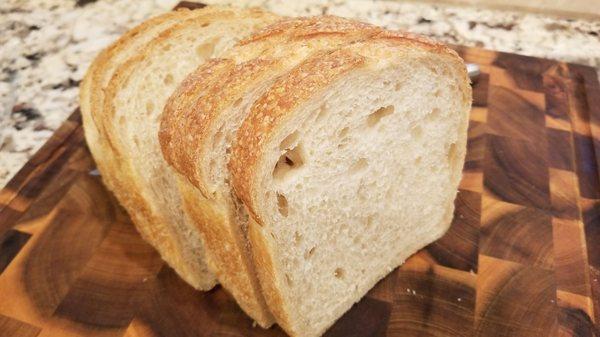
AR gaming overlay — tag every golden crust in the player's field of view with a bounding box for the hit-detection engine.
[177,177,274,327]
[160,58,280,195]
[239,15,379,45]
[160,58,236,197]
[99,5,280,323]
[229,49,366,222]
[247,217,292,331]
[80,9,214,288]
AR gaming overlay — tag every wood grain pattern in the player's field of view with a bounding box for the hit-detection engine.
[0,3,599,335]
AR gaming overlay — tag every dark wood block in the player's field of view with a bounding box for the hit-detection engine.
[20,176,114,317]
[481,198,553,269]
[556,290,597,337]
[549,168,581,220]
[475,255,557,337]
[573,134,600,199]
[0,314,40,337]
[487,85,546,143]
[543,74,571,132]
[484,135,550,211]
[490,65,544,92]
[552,218,592,296]
[387,270,475,337]
[427,190,480,272]
[53,220,163,333]
[472,72,489,107]
[546,128,574,171]
[0,230,30,274]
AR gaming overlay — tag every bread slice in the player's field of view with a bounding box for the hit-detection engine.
[228,36,471,337]
[100,6,279,322]
[159,16,386,329]
[79,8,220,291]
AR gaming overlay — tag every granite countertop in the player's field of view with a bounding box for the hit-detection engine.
[1,0,599,187]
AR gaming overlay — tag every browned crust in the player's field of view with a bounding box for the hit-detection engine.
[176,176,275,327]
[83,6,263,291]
[160,58,236,196]
[98,4,280,319]
[79,9,215,288]
[247,217,292,331]
[160,58,280,195]
[239,15,379,45]
[229,49,366,222]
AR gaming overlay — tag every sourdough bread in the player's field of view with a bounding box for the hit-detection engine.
[101,6,279,324]
[229,37,471,337]
[159,16,386,330]
[80,8,219,290]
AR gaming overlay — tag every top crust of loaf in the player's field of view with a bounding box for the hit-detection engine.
[239,15,379,45]
[160,16,389,197]
[160,58,279,196]
[160,58,236,196]
[229,35,467,226]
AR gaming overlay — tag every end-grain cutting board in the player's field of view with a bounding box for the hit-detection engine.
[1,3,599,336]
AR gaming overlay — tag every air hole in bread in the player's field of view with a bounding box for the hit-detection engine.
[428,66,439,75]
[145,101,154,115]
[273,142,305,183]
[163,73,174,85]
[415,156,422,165]
[365,215,374,229]
[277,193,288,217]
[304,247,316,259]
[425,108,441,123]
[293,231,302,245]
[433,89,442,97]
[411,125,423,139]
[395,82,402,91]
[285,273,292,286]
[349,158,368,174]
[316,104,327,122]
[233,98,242,107]
[196,39,217,59]
[201,22,211,28]
[162,44,171,52]
[367,105,394,127]
[338,127,349,138]
[334,268,345,279]
[448,142,457,168]
[385,188,393,200]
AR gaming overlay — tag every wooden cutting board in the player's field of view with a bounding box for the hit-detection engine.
[1,3,599,336]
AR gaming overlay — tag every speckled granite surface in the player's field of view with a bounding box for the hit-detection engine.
[1,0,599,187]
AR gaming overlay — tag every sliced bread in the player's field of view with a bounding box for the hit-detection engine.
[79,8,218,291]
[101,6,279,323]
[159,16,386,329]
[228,36,471,337]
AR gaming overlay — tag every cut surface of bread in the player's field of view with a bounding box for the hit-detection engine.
[159,15,388,330]
[229,38,471,337]
[79,8,218,291]
[101,6,279,325]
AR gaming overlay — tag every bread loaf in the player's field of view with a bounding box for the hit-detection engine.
[227,36,471,337]
[80,8,219,290]
[100,6,280,324]
[159,15,388,331]
[83,7,470,336]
